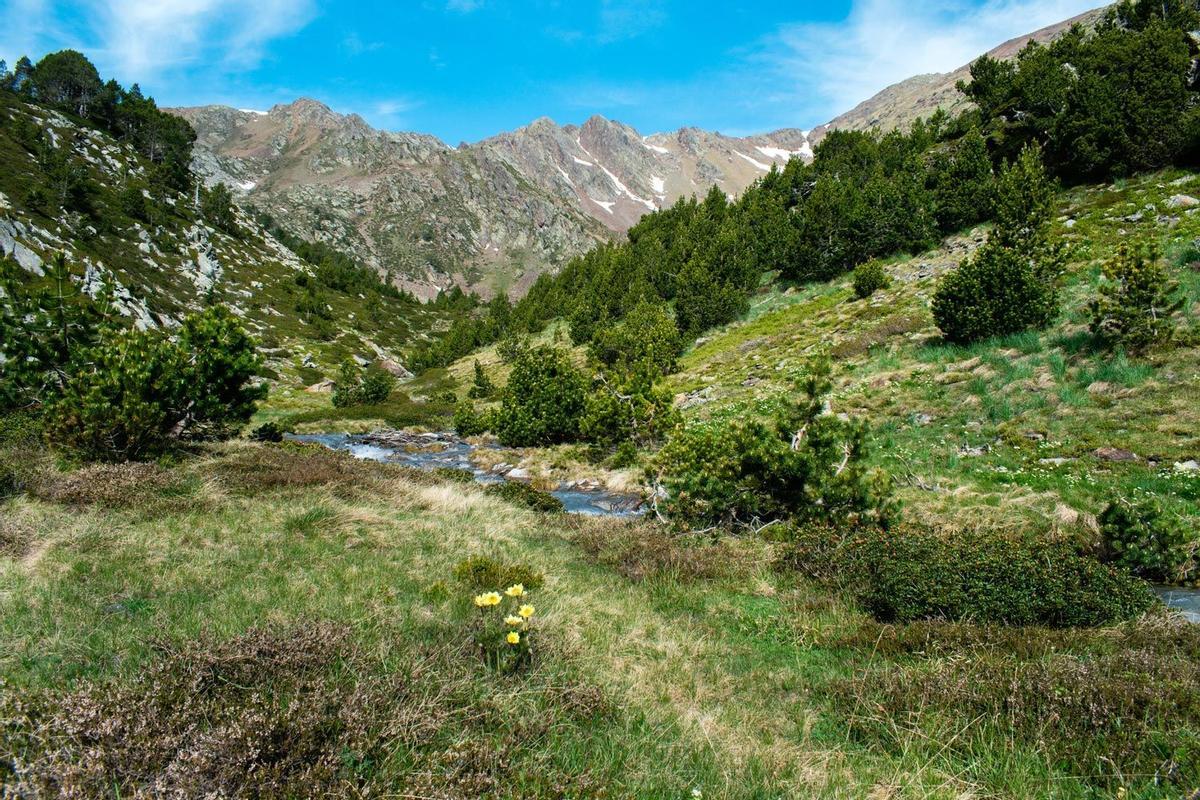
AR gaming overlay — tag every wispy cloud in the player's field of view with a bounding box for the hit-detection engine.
[760,0,1103,122]
[597,0,666,43]
[342,31,383,56]
[95,0,316,79]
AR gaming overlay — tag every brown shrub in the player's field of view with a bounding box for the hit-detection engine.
[0,517,33,558]
[204,441,393,497]
[825,618,1200,791]
[0,624,455,799]
[829,313,928,359]
[29,461,199,514]
[569,517,760,582]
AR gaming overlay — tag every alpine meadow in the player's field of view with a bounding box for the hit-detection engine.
[5,1,1200,797]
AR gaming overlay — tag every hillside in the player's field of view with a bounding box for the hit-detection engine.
[810,6,1108,141]
[0,90,454,384]
[174,101,812,298]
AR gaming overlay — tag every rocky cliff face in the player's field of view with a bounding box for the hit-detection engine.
[174,102,813,298]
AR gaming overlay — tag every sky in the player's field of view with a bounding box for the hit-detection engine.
[0,0,1104,143]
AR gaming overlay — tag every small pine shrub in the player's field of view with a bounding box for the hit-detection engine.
[452,401,489,437]
[332,361,396,408]
[452,555,545,592]
[656,358,894,529]
[852,261,890,299]
[1090,242,1182,353]
[932,242,1058,343]
[848,525,1154,627]
[249,421,287,443]
[494,346,585,447]
[467,360,495,399]
[485,480,565,514]
[1099,497,1193,583]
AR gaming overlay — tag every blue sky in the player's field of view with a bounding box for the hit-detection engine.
[1,0,1103,143]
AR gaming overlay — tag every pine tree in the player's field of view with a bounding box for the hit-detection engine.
[1090,242,1182,352]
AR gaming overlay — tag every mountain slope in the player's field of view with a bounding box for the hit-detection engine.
[811,6,1108,141]
[0,91,448,385]
[174,102,813,298]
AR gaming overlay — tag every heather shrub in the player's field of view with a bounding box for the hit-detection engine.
[848,525,1154,627]
[1100,497,1194,583]
[485,480,564,514]
[249,421,287,442]
[452,555,545,592]
[851,261,890,299]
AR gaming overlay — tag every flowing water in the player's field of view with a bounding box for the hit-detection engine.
[288,432,645,517]
[1154,585,1200,623]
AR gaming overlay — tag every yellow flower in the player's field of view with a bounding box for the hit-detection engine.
[519,604,535,619]
[504,615,524,626]
[506,631,521,644]
[505,583,525,597]
[474,591,502,607]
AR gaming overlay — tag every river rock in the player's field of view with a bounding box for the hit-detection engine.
[507,467,531,480]
[1175,460,1200,473]
[1166,194,1199,209]
[305,379,335,393]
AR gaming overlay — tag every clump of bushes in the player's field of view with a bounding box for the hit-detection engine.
[852,261,890,299]
[1090,241,1182,353]
[494,346,585,447]
[932,145,1063,343]
[453,555,545,592]
[44,307,265,462]
[655,358,894,529]
[788,523,1154,627]
[249,421,289,442]
[0,412,44,500]
[485,481,565,514]
[452,401,490,438]
[588,300,682,378]
[332,361,396,408]
[1100,497,1193,583]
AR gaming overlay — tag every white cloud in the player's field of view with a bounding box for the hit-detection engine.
[0,0,55,65]
[763,0,1103,122]
[83,0,315,82]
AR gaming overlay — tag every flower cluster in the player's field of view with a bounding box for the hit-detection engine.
[471,582,537,671]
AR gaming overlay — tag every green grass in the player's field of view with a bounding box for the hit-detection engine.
[2,441,1196,798]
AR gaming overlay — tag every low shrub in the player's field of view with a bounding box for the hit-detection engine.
[656,358,894,529]
[826,637,1200,792]
[1100,497,1194,583]
[29,461,194,511]
[332,361,396,408]
[206,441,386,496]
[0,625,450,799]
[433,467,477,484]
[851,261,890,299]
[932,241,1058,343]
[485,481,565,514]
[570,518,755,583]
[452,555,545,592]
[0,412,45,500]
[842,525,1154,627]
[249,421,288,442]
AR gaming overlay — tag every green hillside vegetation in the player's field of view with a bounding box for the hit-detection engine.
[4,2,1200,797]
[0,52,454,391]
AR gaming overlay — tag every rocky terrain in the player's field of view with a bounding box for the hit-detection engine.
[174,101,813,298]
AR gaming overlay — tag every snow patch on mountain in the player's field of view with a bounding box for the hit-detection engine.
[735,151,771,171]
[642,139,670,155]
[650,175,665,194]
[589,197,615,213]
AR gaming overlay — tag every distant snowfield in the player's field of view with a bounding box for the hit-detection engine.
[589,196,615,213]
[238,109,268,116]
[642,139,670,155]
[650,174,665,194]
[573,156,594,167]
[238,179,257,191]
[735,151,771,171]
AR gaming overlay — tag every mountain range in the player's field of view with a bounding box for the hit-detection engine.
[171,8,1105,300]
